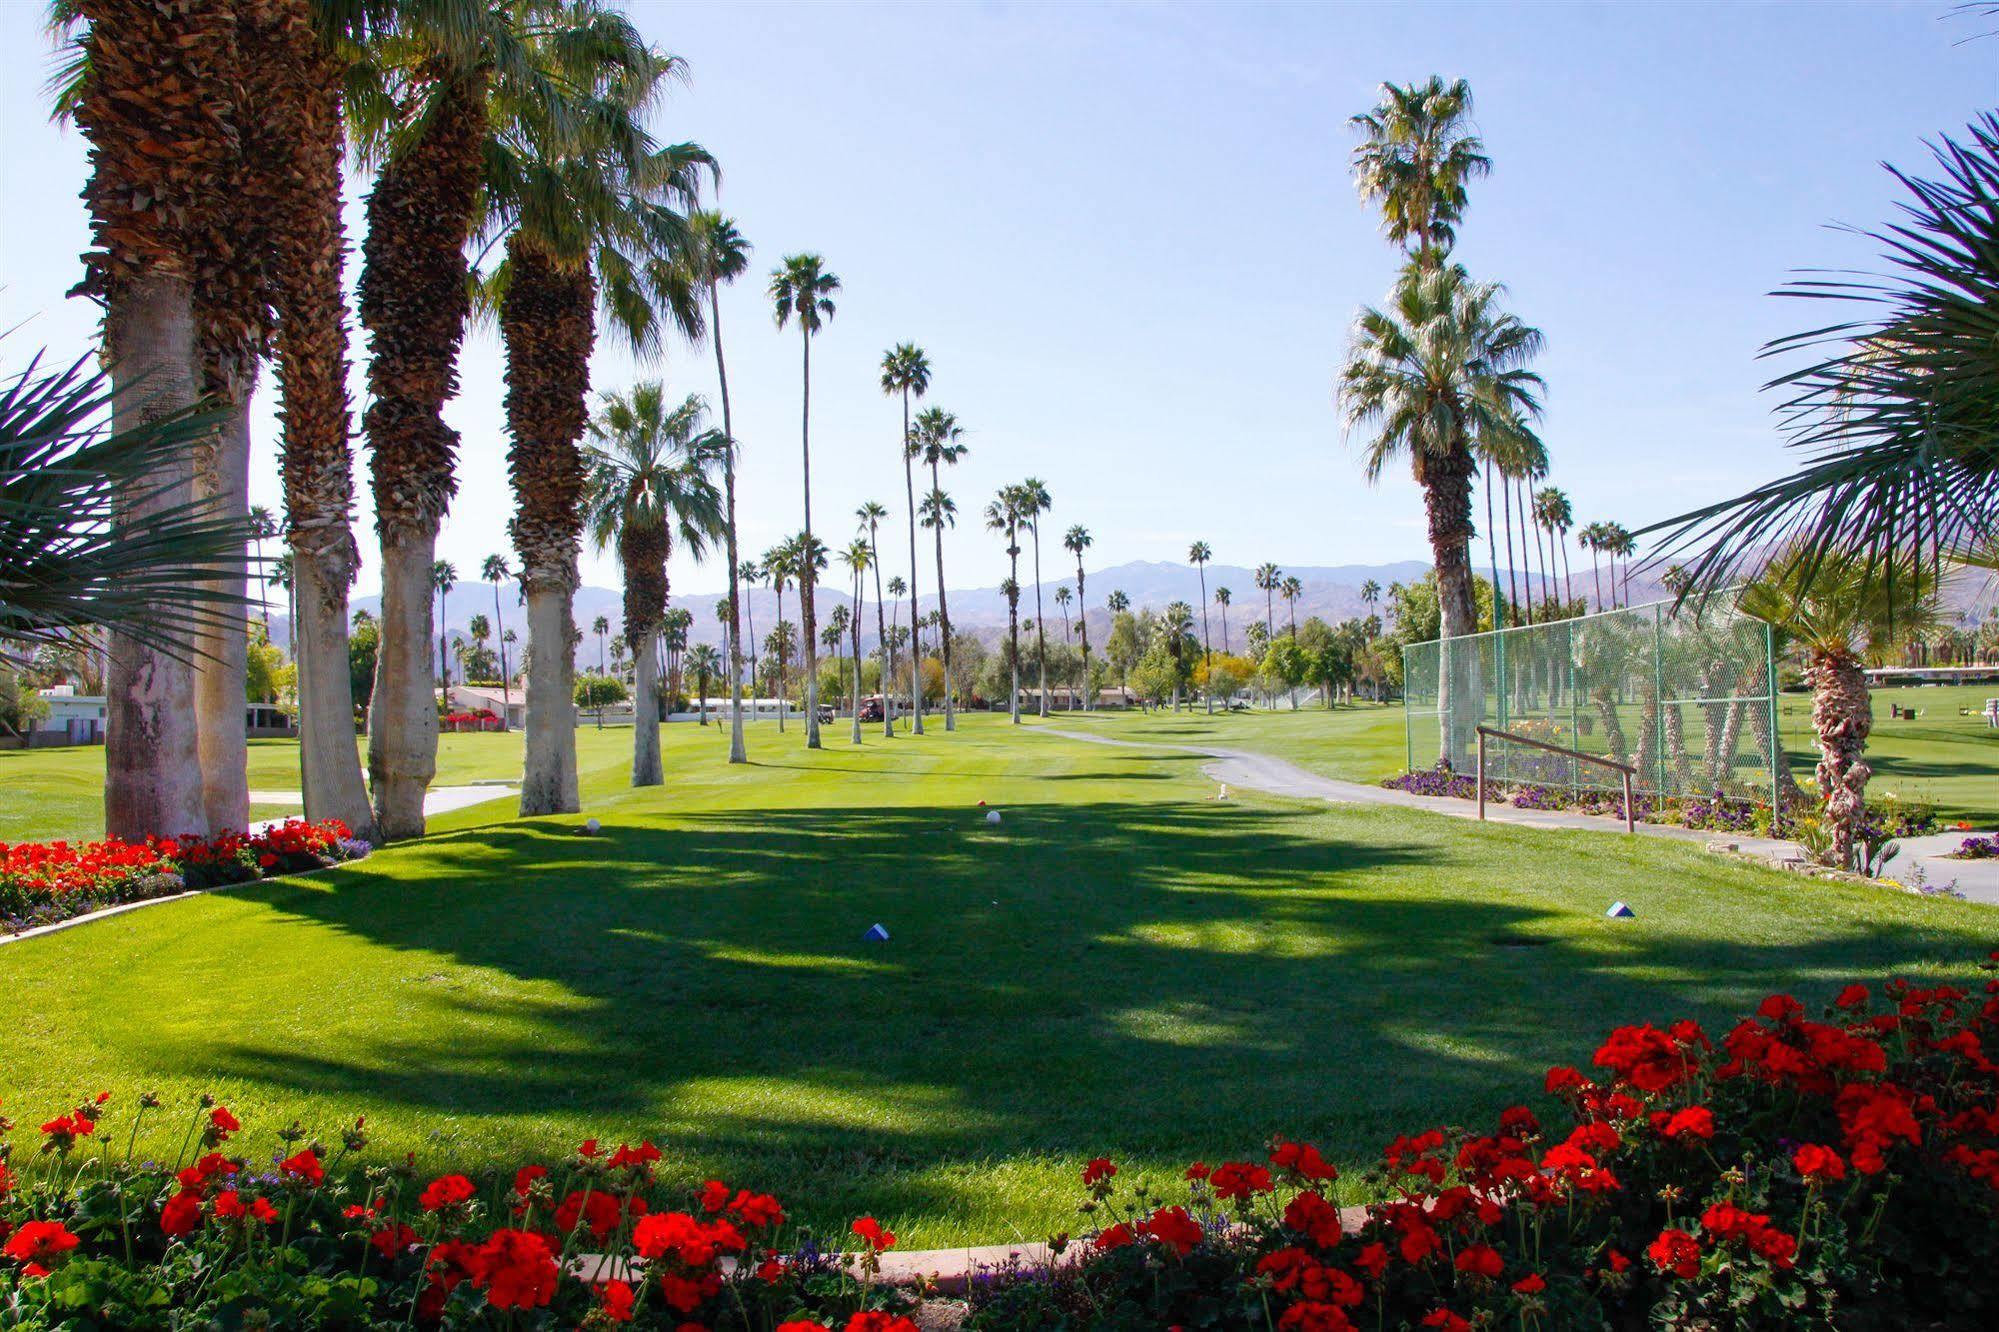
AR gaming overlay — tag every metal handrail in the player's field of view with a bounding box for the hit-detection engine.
[1475,725,1636,833]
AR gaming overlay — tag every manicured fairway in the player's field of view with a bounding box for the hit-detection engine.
[2,713,1992,1245]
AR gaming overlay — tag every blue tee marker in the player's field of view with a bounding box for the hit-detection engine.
[863,923,891,942]
[1605,901,1636,919]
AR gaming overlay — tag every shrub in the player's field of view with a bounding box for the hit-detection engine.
[1953,835,1999,860]
[0,820,365,934]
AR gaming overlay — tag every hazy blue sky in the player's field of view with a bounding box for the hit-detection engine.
[2,2,1993,601]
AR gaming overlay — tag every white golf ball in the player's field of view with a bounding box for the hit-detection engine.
[986,810,1002,825]
[584,817,601,835]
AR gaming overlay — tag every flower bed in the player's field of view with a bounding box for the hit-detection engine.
[1951,835,1999,860]
[1380,763,1941,843]
[2,960,1996,1328]
[0,819,368,935]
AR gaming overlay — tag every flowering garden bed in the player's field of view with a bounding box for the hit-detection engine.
[1381,764,1941,843]
[1950,835,1999,860]
[0,819,368,936]
[2,959,1996,1328]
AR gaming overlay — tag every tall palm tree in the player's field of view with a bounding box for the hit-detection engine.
[911,406,968,728]
[917,487,957,714]
[769,252,840,749]
[61,0,242,838]
[593,615,610,678]
[986,486,1027,723]
[1360,578,1381,616]
[1214,585,1232,655]
[1185,540,1214,712]
[762,543,792,729]
[671,210,752,762]
[1162,600,1196,711]
[1254,562,1281,641]
[1577,524,1605,611]
[584,384,725,785]
[880,343,931,731]
[1281,575,1303,635]
[481,554,513,721]
[1064,524,1094,710]
[738,556,760,716]
[1019,477,1053,716]
[1740,546,1941,868]
[857,500,893,736]
[1350,75,1490,266]
[1054,584,1073,639]
[885,573,907,710]
[249,506,276,630]
[840,537,871,743]
[432,560,457,690]
[1536,486,1575,609]
[272,553,297,649]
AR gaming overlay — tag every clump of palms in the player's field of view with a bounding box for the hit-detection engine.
[583,384,725,786]
[839,537,871,744]
[1065,525,1094,709]
[1739,545,1941,869]
[880,344,931,731]
[910,407,967,727]
[986,486,1028,723]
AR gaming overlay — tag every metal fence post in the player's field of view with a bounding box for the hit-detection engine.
[1766,620,1782,819]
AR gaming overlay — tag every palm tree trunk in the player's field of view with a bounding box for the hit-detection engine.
[1589,545,1603,613]
[709,283,747,764]
[932,459,956,731]
[1077,559,1092,711]
[631,626,662,786]
[774,582,786,731]
[798,326,821,749]
[743,586,757,726]
[1032,526,1048,718]
[1501,474,1522,625]
[1197,564,1212,715]
[850,566,865,745]
[870,533,891,737]
[269,29,372,839]
[194,391,252,834]
[1811,651,1873,868]
[501,243,593,817]
[1482,454,1505,630]
[1007,535,1022,725]
[492,584,510,724]
[901,392,924,734]
[102,270,207,839]
[1423,444,1479,765]
[359,72,485,839]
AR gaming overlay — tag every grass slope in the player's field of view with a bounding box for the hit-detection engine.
[2,714,1992,1245]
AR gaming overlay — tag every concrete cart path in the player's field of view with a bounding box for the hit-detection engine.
[246,785,517,832]
[1028,724,1807,862]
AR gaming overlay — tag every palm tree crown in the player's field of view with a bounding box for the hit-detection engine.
[1349,76,1491,260]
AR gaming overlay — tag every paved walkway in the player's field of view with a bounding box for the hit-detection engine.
[1031,726,1806,860]
[1877,833,1999,907]
[247,785,517,833]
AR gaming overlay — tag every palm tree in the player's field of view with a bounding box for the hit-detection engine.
[1064,524,1094,710]
[880,343,931,731]
[856,501,893,736]
[1281,575,1303,635]
[1163,600,1196,711]
[917,487,958,713]
[1254,563,1281,641]
[1536,487,1575,609]
[1577,524,1605,611]
[1740,546,1941,868]
[1019,478,1053,716]
[584,384,725,785]
[672,210,753,762]
[432,561,457,691]
[1603,523,1635,607]
[885,573,907,709]
[840,537,871,743]
[1214,586,1233,655]
[763,620,796,716]
[1186,540,1215,711]
[1340,263,1544,647]
[593,615,610,677]
[1054,585,1073,640]
[248,506,277,631]
[1360,579,1381,616]
[481,554,513,722]
[687,643,720,724]
[986,486,1027,723]
[1649,115,1999,592]
[769,252,840,750]
[762,543,792,729]
[738,557,761,717]
[1350,76,1490,266]
[911,406,968,728]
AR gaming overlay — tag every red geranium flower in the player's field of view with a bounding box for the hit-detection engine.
[1139,1205,1203,1257]
[850,1215,896,1252]
[1454,1243,1504,1279]
[1647,1228,1700,1279]
[596,1278,636,1323]
[278,1149,324,1187]
[419,1174,476,1212]
[1793,1143,1847,1181]
[3,1220,79,1277]
[473,1228,559,1310]
[1081,1157,1117,1187]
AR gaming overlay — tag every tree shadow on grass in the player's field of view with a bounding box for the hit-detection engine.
[194,791,1997,1229]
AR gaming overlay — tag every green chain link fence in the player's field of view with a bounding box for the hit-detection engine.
[1402,598,1783,806]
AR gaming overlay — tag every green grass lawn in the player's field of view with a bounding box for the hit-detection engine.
[1026,700,1408,785]
[3,712,1993,1246]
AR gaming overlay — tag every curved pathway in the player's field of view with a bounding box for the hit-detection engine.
[1029,724,1809,860]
